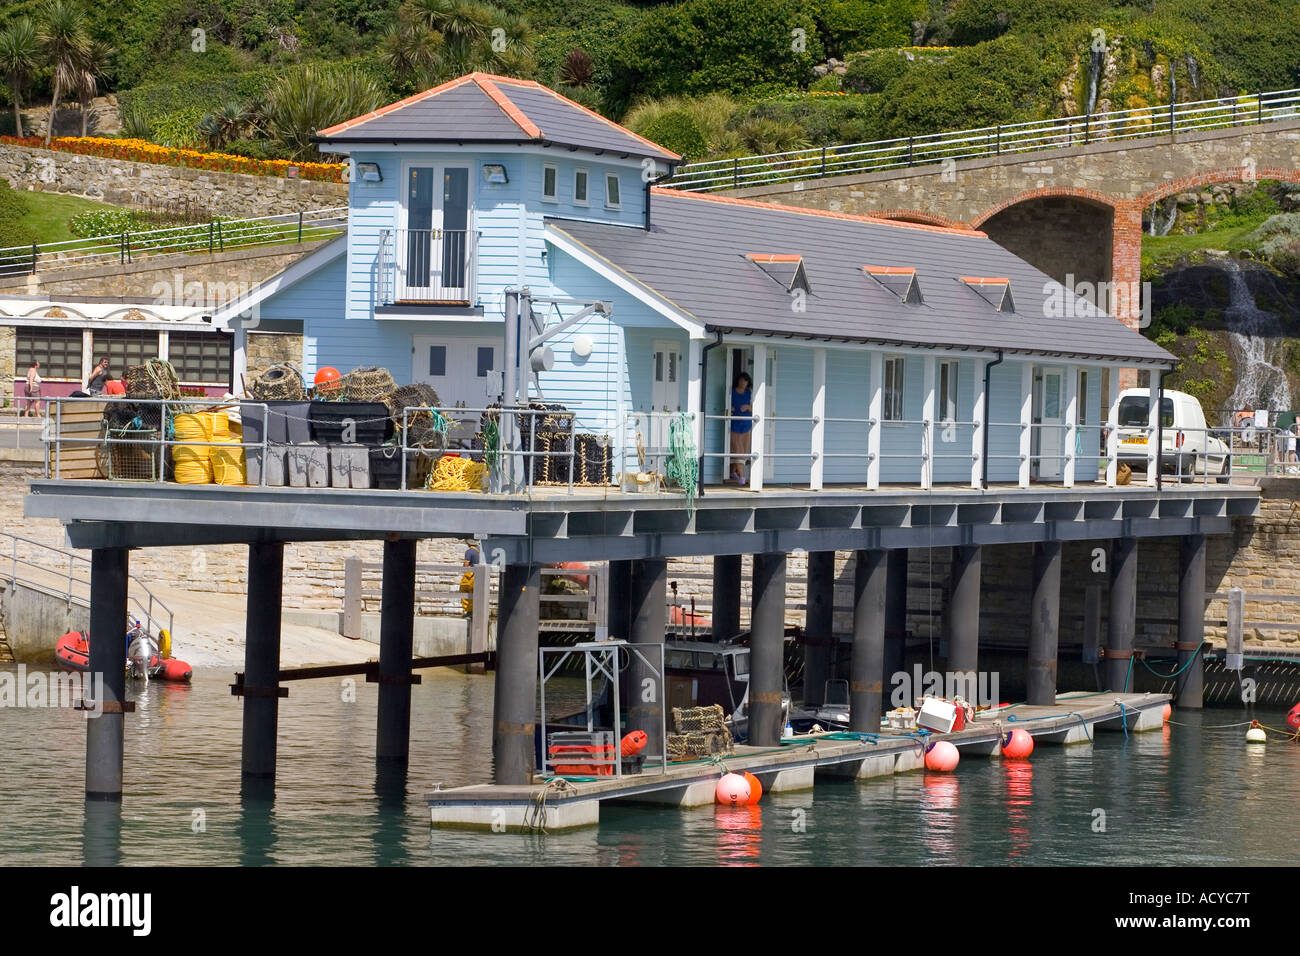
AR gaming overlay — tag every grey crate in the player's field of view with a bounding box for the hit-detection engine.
[286,443,327,488]
[262,445,287,487]
[330,444,370,489]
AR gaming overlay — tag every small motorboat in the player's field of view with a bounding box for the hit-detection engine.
[55,626,192,683]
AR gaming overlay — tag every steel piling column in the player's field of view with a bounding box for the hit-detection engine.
[629,558,668,755]
[883,549,908,696]
[376,537,417,761]
[86,547,129,800]
[606,559,632,641]
[1107,537,1138,692]
[241,541,284,785]
[804,551,835,705]
[711,553,742,642]
[1027,541,1062,705]
[492,562,541,785]
[948,545,982,676]
[1176,534,1206,709]
[850,549,887,731]
[750,552,788,746]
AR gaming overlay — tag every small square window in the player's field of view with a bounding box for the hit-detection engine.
[477,347,494,377]
[542,164,557,202]
[574,169,588,206]
[605,173,621,208]
[428,345,447,377]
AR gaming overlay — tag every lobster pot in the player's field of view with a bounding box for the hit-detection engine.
[211,438,246,485]
[249,363,305,401]
[532,431,571,485]
[575,433,613,485]
[102,428,158,481]
[666,729,734,761]
[342,366,397,403]
[672,703,728,733]
[124,359,181,401]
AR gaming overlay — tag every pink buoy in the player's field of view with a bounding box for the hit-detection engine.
[715,773,751,806]
[1002,728,1034,759]
[924,740,960,772]
[1162,703,1173,722]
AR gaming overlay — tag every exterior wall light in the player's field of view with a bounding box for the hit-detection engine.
[356,162,382,182]
[483,164,509,184]
[572,334,594,358]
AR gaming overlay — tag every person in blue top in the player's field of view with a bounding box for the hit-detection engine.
[729,372,753,484]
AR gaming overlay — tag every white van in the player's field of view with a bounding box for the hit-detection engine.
[1115,388,1230,481]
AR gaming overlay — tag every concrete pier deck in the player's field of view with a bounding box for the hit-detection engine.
[427,691,1168,831]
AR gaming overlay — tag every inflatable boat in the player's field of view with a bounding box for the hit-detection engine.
[54,630,192,682]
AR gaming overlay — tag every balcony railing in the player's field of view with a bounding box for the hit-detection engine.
[379,228,478,306]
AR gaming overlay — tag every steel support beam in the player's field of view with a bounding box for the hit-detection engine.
[804,551,835,706]
[606,559,633,642]
[883,549,908,701]
[711,553,742,643]
[629,558,668,756]
[493,563,540,785]
[85,547,128,800]
[948,544,982,675]
[1107,537,1138,692]
[1176,533,1206,709]
[376,537,417,761]
[850,549,887,731]
[1027,541,1062,705]
[749,552,787,746]
[241,541,284,785]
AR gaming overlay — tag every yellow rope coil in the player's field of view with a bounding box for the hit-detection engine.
[211,437,246,485]
[426,455,486,492]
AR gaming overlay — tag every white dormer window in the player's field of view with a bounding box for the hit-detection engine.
[574,168,589,206]
[605,173,621,209]
[542,164,558,202]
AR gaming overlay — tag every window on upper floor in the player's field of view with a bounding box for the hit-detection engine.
[574,168,589,206]
[938,360,958,423]
[542,164,558,202]
[605,173,621,209]
[883,356,905,422]
[170,331,232,384]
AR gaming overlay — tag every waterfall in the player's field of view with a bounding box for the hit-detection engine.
[1221,260,1294,411]
[1086,47,1105,115]
[1185,55,1200,92]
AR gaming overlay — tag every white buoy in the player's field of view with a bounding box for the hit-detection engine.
[1246,726,1267,744]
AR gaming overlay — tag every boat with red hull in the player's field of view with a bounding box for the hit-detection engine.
[54,631,192,682]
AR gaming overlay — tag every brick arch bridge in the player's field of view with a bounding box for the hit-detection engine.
[729,119,1300,330]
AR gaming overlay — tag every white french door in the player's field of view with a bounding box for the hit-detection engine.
[1033,366,1064,480]
[398,164,471,302]
[650,339,682,449]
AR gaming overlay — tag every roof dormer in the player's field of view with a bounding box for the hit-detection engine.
[864,265,923,305]
[746,254,811,294]
[959,276,1015,313]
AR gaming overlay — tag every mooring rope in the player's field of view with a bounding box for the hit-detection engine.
[665,412,698,516]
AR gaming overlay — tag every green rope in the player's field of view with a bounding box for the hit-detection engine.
[482,419,500,471]
[665,412,699,516]
[1140,642,1206,679]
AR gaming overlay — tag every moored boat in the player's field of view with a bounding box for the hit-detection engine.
[54,629,192,682]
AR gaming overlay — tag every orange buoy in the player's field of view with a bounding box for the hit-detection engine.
[1286,702,1300,732]
[924,740,960,772]
[314,366,342,394]
[620,730,648,756]
[715,773,751,806]
[1002,728,1034,759]
[742,771,763,805]
[1162,703,1173,722]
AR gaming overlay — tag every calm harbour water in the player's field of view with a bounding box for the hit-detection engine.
[1,666,1297,866]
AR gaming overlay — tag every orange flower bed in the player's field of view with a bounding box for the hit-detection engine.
[0,135,347,183]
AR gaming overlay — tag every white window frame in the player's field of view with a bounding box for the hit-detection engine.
[573,167,589,206]
[542,163,558,203]
[605,172,621,209]
[938,359,958,423]
[882,356,905,422]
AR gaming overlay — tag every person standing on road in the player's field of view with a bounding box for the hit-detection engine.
[24,361,42,417]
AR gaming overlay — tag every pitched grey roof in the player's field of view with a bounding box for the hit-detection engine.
[317,73,679,163]
[547,190,1174,365]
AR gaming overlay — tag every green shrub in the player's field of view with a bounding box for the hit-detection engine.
[1249,213,1300,275]
[221,138,278,160]
[843,50,909,94]
[147,107,206,149]
[68,208,147,238]
[809,74,842,92]
[638,110,708,161]
[0,178,35,252]
[818,0,924,55]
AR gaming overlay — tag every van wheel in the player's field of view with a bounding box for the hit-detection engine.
[1216,458,1230,484]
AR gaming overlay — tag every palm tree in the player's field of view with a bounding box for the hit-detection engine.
[74,37,112,137]
[198,100,255,150]
[0,18,40,137]
[36,0,90,145]
[263,65,385,161]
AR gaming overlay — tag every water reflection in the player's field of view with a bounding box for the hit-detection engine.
[920,773,960,861]
[714,805,762,866]
[82,800,122,867]
[1002,760,1034,861]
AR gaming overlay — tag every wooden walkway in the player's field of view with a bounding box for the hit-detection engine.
[428,691,1168,831]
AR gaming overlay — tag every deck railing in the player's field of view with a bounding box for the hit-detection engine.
[668,88,1300,192]
[378,228,478,305]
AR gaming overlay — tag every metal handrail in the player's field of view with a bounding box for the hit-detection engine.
[669,88,1300,191]
[0,528,174,640]
[0,206,348,276]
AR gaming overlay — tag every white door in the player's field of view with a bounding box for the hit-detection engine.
[1034,366,1064,480]
[650,340,681,450]
[413,336,498,409]
[399,164,471,302]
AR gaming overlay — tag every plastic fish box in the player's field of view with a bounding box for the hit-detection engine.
[330,444,370,488]
[916,696,957,734]
[260,445,287,487]
[287,443,329,488]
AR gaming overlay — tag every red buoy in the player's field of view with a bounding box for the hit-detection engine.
[742,771,763,805]
[715,773,751,806]
[620,730,648,756]
[1002,728,1034,759]
[924,740,960,772]
[1287,702,1300,732]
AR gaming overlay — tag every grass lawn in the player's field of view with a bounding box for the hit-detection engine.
[1141,214,1274,274]
[16,191,126,245]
